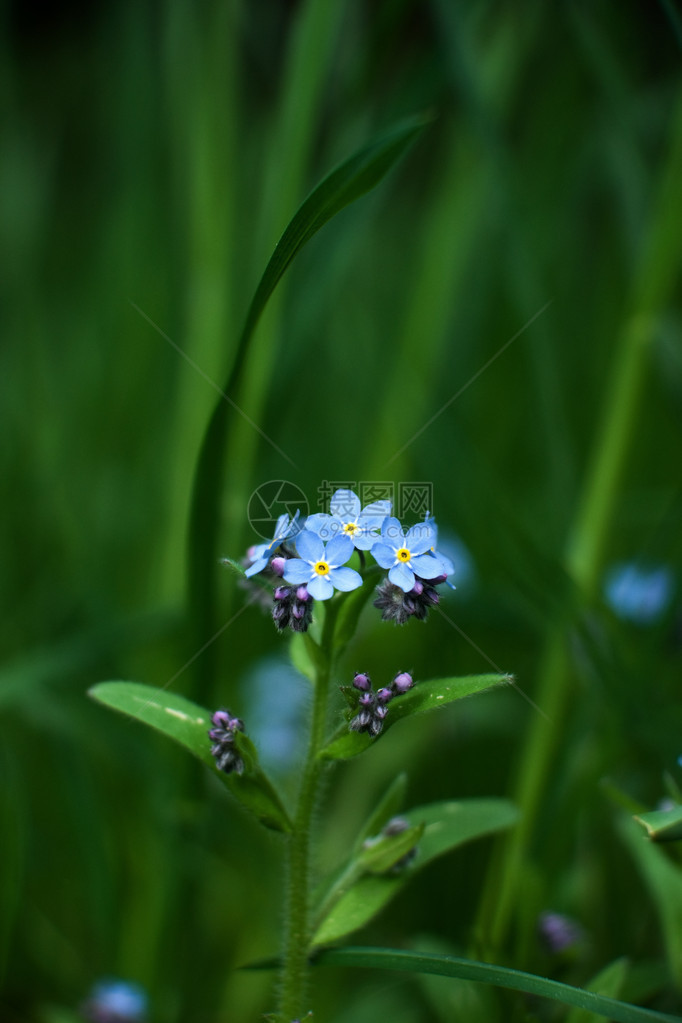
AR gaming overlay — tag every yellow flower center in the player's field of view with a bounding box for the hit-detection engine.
[396,547,411,562]
[343,521,360,536]
[313,560,330,576]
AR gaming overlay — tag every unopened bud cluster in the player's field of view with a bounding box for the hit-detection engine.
[373,575,443,625]
[272,583,314,633]
[349,670,414,737]
[208,709,245,775]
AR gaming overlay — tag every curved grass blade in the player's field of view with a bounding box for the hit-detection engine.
[311,798,517,947]
[635,806,682,842]
[314,947,682,1023]
[89,681,291,833]
[189,114,432,668]
[320,673,511,760]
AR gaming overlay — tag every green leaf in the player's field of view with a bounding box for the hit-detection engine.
[88,681,291,833]
[355,773,409,852]
[566,958,629,1023]
[356,823,424,875]
[219,556,247,579]
[311,798,518,947]
[189,114,432,649]
[635,806,682,842]
[320,674,511,761]
[289,631,324,684]
[314,947,682,1023]
[620,815,682,988]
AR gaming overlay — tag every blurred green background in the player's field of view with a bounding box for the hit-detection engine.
[2,1,682,1020]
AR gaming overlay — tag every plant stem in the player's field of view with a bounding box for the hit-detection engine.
[278,602,339,1021]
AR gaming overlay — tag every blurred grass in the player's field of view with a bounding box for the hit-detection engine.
[1,1,682,1021]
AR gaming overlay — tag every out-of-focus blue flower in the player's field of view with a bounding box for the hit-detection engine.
[245,510,301,578]
[81,979,147,1023]
[282,530,362,600]
[371,516,447,592]
[242,656,309,773]
[305,489,391,550]
[603,562,674,625]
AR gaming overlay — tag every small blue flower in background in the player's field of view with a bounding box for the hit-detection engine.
[242,656,309,773]
[537,911,584,954]
[305,488,391,549]
[603,562,674,625]
[245,510,301,578]
[371,516,448,592]
[283,530,362,600]
[81,979,147,1023]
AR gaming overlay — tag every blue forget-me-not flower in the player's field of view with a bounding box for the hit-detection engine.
[305,488,391,550]
[245,510,301,578]
[283,530,362,600]
[371,516,449,592]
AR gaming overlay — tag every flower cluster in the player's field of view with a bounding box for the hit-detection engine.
[348,670,414,737]
[238,489,454,633]
[272,584,314,632]
[208,709,245,775]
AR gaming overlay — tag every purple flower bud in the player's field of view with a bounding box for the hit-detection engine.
[353,672,371,691]
[368,717,384,737]
[376,687,394,704]
[270,556,286,577]
[274,585,291,601]
[430,573,448,585]
[292,602,306,620]
[382,816,410,836]
[350,710,373,731]
[410,580,424,596]
[211,709,233,729]
[296,585,310,602]
[375,704,388,720]
[392,672,414,694]
[358,692,375,708]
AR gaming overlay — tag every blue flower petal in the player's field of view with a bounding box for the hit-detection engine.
[330,489,361,520]
[283,559,313,585]
[304,513,335,540]
[433,548,454,575]
[362,499,392,519]
[325,533,354,566]
[405,521,434,555]
[389,561,415,592]
[295,529,324,563]
[411,553,446,579]
[308,574,334,600]
[382,516,404,544]
[328,566,362,591]
[353,528,383,551]
[370,542,395,569]
[273,511,291,538]
[245,556,268,578]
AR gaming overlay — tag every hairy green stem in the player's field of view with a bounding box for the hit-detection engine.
[278,602,339,1021]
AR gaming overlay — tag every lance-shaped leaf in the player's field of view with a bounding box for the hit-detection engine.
[189,114,432,650]
[311,798,518,947]
[89,681,291,833]
[634,806,682,842]
[320,673,512,761]
[314,947,682,1023]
